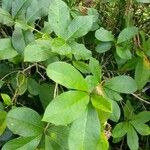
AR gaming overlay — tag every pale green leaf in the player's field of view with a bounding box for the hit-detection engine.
[91,95,112,113]
[2,135,42,150]
[117,27,138,44]
[104,75,137,94]
[2,0,13,12]
[0,8,14,26]
[7,107,44,137]
[48,0,71,37]
[95,27,114,42]
[95,42,112,53]
[0,38,18,60]
[70,42,91,60]
[24,39,52,62]
[42,91,89,125]
[69,105,100,150]
[127,125,139,150]
[46,62,88,91]
[136,0,150,3]
[65,15,94,40]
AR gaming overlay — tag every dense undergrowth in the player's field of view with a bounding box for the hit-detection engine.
[0,0,150,150]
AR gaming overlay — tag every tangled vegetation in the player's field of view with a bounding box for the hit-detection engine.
[0,0,150,150]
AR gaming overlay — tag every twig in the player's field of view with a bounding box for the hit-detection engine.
[132,93,150,105]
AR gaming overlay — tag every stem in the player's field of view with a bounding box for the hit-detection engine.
[132,93,150,105]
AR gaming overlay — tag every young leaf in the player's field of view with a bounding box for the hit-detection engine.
[117,27,138,44]
[42,91,89,125]
[48,0,71,37]
[68,105,100,150]
[24,39,52,62]
[0,8,14,26]
[89,57,101,82]
[95,27,114,42]
[1,94,13,106]
[2,135,42,150]
[0,38,18,60]
[46,62,88,91]
[112,122,129,138]
[6,107,44,137]
[135,58,150,90]
[91,95,112,113]
[104,75,137,94]
[127,125,139,150]
[65,15,94,40]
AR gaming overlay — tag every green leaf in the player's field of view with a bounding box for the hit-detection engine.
[0,38,18,60]
[89,57,101,82]
[2,135,42,150]
[104,75,137,94]
[95,42,112,53]
[131,111,150,124]
[42,91,89,125]
[65,15,94,40]
[68,105,100,150]
[47,126,69,149]
[7,107,44,137]
[116,45,132,59]
[27,78,39,96]
[51,38,71,56]
[0,8,14,26]
[39,83,54,109]
[24,39,52,62]
[46,62,88,91]
[91,95,112,113]
[70,42,92,60]
[12,0,32,18]
[26,0,51,23]
[112,122,129,138]
[1,94,13,106]
[131,123,150,135]
[48,0,71,37]
[12,26,34,54]
[0,80,4,89]
[109,100,121,122]
[104,88,122,101]
[0,111,7,136]
[117,27,138,44]
[2,0,13,12]
[127,125,139,150]
[95,27,114,42]
[73,61,90,74]
[135,58,150,90]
